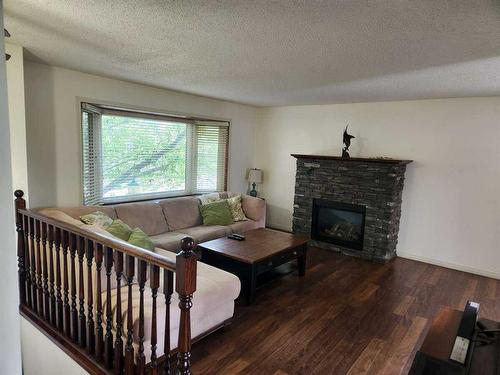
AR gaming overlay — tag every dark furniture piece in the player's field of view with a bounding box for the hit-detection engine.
[198,228,309,304]
[409,307,500,375]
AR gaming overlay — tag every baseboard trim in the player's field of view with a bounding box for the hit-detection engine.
[397,252,500,280]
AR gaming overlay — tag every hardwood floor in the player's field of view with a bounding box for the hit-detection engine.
[190,247,500,375]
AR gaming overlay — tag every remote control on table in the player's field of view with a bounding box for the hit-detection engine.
[228,234,245,241]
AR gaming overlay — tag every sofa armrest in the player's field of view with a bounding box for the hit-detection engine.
[241,195,266,227]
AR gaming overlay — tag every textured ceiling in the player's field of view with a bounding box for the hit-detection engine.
[4,0,500,106]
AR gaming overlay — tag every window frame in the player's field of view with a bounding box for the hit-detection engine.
[80,102,230,205]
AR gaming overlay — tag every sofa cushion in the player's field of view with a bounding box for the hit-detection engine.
[154,247,241,309]
[159,196,202,230]
[177,225,232,244]
[38,209,87,228]
[149,232,190,253]
[103,248,240,354]
[229,219,260,234]
[106,285,235,357]
[57,206,117,221]
[114,201,168,236]
[242,195,266,224]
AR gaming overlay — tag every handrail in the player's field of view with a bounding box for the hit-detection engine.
[18,208,177,271]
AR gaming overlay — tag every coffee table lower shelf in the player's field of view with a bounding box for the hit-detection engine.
[200,242,307,305]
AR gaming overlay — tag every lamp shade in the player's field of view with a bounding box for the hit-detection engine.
[248,168,263,183]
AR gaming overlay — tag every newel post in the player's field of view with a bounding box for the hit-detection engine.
[14,190,26,306]
[175,237,197,375]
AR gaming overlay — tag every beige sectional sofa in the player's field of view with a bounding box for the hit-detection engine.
[41,192,266,255]
[36,192,266,353]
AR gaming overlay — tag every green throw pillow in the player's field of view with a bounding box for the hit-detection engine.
[128,228,154,251]
[80,211,113,227]
[104,219,133,241]
[199,200,234,226]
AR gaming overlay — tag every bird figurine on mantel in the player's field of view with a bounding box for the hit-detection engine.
[342,124,355,158]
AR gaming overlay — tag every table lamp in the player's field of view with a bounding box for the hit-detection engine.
[248,168,263,197]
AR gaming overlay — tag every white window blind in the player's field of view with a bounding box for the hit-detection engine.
[81,103,229,205]
[193,122,229,192]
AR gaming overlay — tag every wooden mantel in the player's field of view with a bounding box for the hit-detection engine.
[291,154,413,165]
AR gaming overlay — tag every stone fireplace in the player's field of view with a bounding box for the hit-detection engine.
[292,154,412,262]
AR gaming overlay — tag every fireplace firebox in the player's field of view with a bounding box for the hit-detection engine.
[311,199,366,251]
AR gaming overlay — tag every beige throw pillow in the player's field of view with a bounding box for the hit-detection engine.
[198,192,221,205]
[227,195,247,222]
[80,211,113,227]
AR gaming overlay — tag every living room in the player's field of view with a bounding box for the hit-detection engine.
[0,2,499,375]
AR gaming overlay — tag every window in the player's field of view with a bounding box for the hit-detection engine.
[81,103,229,205]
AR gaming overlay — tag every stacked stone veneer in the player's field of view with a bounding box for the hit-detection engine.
[292,155,412,262]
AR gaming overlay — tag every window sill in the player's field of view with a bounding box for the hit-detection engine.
[100,191,221,206]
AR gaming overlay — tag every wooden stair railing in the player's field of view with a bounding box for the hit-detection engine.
[14,190,197,374]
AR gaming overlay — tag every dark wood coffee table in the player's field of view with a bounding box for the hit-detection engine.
[198,228,309,304]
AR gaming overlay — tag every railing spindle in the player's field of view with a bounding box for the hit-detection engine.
[55,227,63,330]
[136,260,147,375]
[48,225,56,325]
[12,199,193,375]
[95,242,104,362]
[35,220,44,316]
[41,222,50,320]
[163,269,174,375]
[15,191,26,306]
[114,250,124,374]
[150,265,160,375]
[86,239,95,354]
[104,246,114,369]
[30,217,38,313]
[23,214,33,309]
[70,233,79,342]
[125,255,135,375]
[62,230,71,336]
[77,236,87,347]
[176,238,197,375]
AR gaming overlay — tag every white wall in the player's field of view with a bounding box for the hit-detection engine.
[0,4,23,373]
[255,98,500,278]
[24,61,260,208]
[21,318,87,375]
[6,42,29,202]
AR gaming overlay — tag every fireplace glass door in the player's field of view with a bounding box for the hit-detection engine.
[311,199,366,250]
